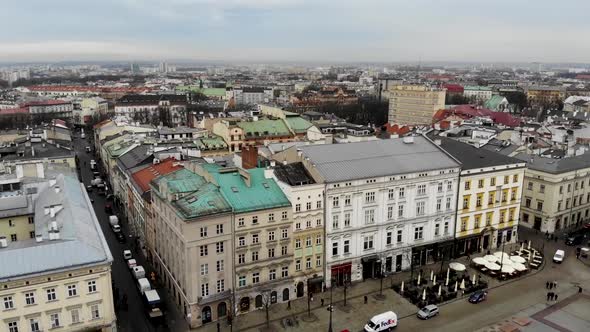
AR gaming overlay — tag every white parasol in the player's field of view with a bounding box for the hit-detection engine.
[501,265,515,274]
[484,255,498,263]
[510,255,526,264]
[449,262,466,272]
[512,262,527,272]
[485,262,501,271]
[473,257,488,265]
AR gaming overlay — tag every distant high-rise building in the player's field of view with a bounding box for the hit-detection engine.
[130,62,140,74]
[388,85,446,125]
[159,61,168,73]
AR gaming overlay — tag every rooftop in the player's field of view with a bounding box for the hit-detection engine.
[238,119,292,137]
[204,164,291,213]
[299,136,460,182]
[131,158,183,193]
[439,138,524,170]
[274,162,316,186]
[0,174,112,281]
[152,168,206,194]
[172,182,232,219]
[514,152,590,174]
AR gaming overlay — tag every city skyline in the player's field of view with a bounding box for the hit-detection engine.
[2,0,590,63]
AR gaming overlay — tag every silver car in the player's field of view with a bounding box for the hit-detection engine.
[417,304,439,319]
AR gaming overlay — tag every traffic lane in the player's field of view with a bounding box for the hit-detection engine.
[75,138,158,332]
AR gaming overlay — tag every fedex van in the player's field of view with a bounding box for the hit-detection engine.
[364,311,398,331]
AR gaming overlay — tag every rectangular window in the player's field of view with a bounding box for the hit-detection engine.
[216,224,224,234]
[332,196,339,208]
[251,251,259,261]
[217,260,224,272]
[216,242,224,253]
[504,176,509,185]
[417,184,426,195]
[201,263,209,275]
[447,181,453,191]
[252,216,258,224]
[363,235,374,250]
[296,204,301,212]
[397,229,403,242]
[343,239,350,254]
[238,254,245,264]
[332,215,339,229]
[511,188,517,201]
[306,220,312,228]
[25,292,35,305]
[476,194,482,208]
[444,220,449,234]
[217,280,225,293]
[239,276,246,287]
[388,206,394,219]
[252,272,260,284]
[30,318,40,332]
[446,197,451,210]
[3,296,14,309]
[305,236,312,247]
[88,280,97,293]
[282,246,288,256]
[201,283,209,296]
[463,196,469,209]
[539,185,545,193]
[67,284,77,297]
[200,245,208,256]
[490,177,496,186]
[281,267,289,278]
[316,256,322,267]
[364,209,375,224]
[332,242,338,256]
[386,231,392,245]
[91,304,100,319]
[306,257,312,269]
[50,313,60,328]
[537,201,543,211]
[268,231,275,241]
[474,215,481,229]
[436,199,442,212]
[388,189,395,200]
[344,213,351,227]
[281,229,288,239]
[416,201,425,216]
[461,217,468,232]
[500,210,506,223]
[252,234,259,244]
[465,181,471,190]
[238,237,245,247]
[8,321,18,332]
[269,269,276,280]
[398,204,404,218]
[437,182,443,193]
[365,192,375,203]
[414,226,424,240]
[513,174,518,183]
[238,217,245,227]
[527,182,533,190]
[399,187,405,198]
[282,211,288,220]
[46,288,56,301]
[559,186,563,194]
[344,195,351,206]
[306,202,312,210]
[317,201,322,209]
[200,227,208,237]
[478,179,484,188]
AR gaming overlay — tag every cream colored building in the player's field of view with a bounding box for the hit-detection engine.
[150,168,234,328]
[388,85,446,125]
[440,138,526,255]
[519,153,590,233]
[272,162,325,296]
[0,173,116,332]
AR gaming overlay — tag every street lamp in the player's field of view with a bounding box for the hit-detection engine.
[328,278,335,332]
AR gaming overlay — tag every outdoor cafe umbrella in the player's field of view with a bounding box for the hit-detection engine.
[512,262,527,272]
[417,272,421,285]
[484,255,498,263]
[422,288,427,301]
[449,262,466,272]
[445,268,450,286]
[400,281,405,293]
[473,257,488,265]
[501,265,515,274]
[430,270,434,281]
[460,279,466,290]
[485,262,501,271]
[454,280,458,292]
[510,255,526,264]
[438,284,442,297]
[433,275,437,285]
[494,251,511,261]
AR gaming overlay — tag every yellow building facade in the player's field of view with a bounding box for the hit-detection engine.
[388,85,446,125]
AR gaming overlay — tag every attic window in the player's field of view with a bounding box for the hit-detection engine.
[207,201,215,207]
[231,187,239,193]
[187,196,198,203]
[262,183,270,189]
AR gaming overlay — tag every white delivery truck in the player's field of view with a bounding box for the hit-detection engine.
[133,266,146,279]
[90,160,96,170]
[144,290,164,322]
[137,278,152,295]
[109,215,119,227]
[364,311,398,332]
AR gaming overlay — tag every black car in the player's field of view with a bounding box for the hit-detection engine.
[469,290,487,303]
[566,234,586,246]
[105,194,114,201]
[115,232,126,243]
[86,185,93,192]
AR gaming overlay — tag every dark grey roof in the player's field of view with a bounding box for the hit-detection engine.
[480,138,520,156]
[117,145,153,170]
[274,162,315,186]
[439,138,524,170]
[514,152,590,174]
[0,142,74,161]
[300,136,460,182]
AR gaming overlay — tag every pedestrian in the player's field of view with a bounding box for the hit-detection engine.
[287,300,291,309]
[545,231,549,239]
[554,281,557,289]
[546,281,550,289]
[546,292,551,301]
[364,295,368,304]
[554,294,558,301]
[321,298,325,306]
[216,322,220,332]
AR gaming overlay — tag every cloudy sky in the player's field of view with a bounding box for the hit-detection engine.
[1,0,589,63]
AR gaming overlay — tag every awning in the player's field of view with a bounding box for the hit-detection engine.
[361,255,379,263]
[307,276,324,286]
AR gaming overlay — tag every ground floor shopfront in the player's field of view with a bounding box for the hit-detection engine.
[235,280,294,315]
[455,225,518,257]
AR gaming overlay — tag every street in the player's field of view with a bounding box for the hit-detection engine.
[73,134,177,332]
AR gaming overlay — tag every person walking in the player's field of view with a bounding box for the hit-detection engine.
[321,298,325,306]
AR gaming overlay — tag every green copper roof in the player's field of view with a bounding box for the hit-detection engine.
[195,136,228,150]
[483,95,506,110]
[284,116,313,133]
[153,168,206,194]
[237,119,291,137]
[173,182,231,219]
[204,164,291,213]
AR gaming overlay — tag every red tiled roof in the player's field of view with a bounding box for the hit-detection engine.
[28,85,153,93]
[0,107,29,115]
[433,105,521,127]
[131,158,183,193]
[22,100,70,107]
[383,123,412,135]
[575,74,590,80]
[443,84,464,93]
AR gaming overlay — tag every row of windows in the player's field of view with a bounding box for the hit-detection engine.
[295,256,322,271]
[462,188,518,210]
[237,246,289,264]
[200,280,225,297]
[331,172,455,189]
[295,201,322,212]
[237,229,289,247]
[7,304,101,332]
[460,209,516,232]
[295,234,322,248]
[556,194,590,210]
[199,224,225,238]
[237,211,289,227]
[3,281,98,311]
[332,182,454,208]
[199,241,226,256]
[465,174,519,190]
[295,219,322,230]
[238,267,289,287]
[200,260,225,275]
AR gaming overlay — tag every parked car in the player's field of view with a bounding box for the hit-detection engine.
[112,224,121,233]
[127,259,138,269]
[86,185,93,192]
[105,203,112,213]
[553,249,565,263]
[417,304,439,319]
[123,250,132,260]
[566,234,586,246]
[364,311,397,332]
[469,290,488,303]
[86,146,92,152]
[116,232,126,243]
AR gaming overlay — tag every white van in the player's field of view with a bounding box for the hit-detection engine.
[137,278,152,295]
[133,266,146,279]
[553,249,565,263]
[364,311,398,332]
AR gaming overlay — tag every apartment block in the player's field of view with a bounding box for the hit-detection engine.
[388,85,446,125]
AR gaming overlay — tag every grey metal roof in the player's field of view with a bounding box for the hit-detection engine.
[514,152,590,174]
[299,136,460,183]
[117,144,153,170]
[439,138,524,170]
[0,174,112,281]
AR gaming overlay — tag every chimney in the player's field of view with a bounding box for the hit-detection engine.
[54,186,60,194]
[242,145,258,169]
[35,234,43,243]
[264,166,273,179]
[402,136,414,144]
[0,236,7,248]
[49,230,60,241]
[434,139,442,146]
